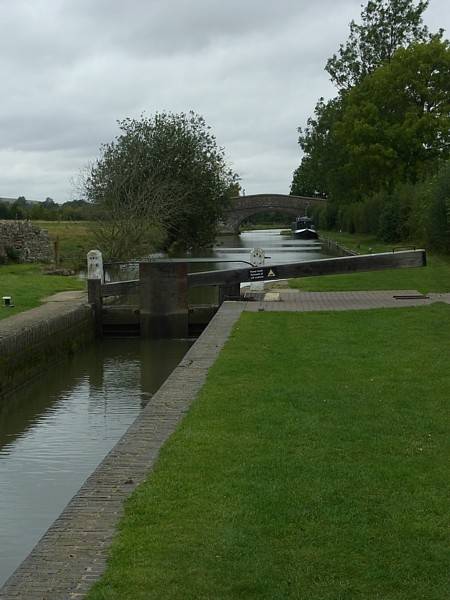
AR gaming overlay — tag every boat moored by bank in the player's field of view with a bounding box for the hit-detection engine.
[292,216,318,239]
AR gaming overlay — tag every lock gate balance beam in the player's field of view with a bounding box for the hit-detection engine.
[187,250,426,288]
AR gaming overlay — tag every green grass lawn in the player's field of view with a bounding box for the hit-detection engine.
[87,306,450,600]
[320,230,398,255]
[0,264,84,320]
[288,231,450,293]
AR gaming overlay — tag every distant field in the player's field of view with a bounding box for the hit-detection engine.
[35,220,95,268]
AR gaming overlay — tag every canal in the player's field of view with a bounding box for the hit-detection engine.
[0,230,327,587]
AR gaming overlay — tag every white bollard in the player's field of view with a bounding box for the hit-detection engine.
[87,249,104,283]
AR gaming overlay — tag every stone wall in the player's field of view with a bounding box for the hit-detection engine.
[0,220,53,263]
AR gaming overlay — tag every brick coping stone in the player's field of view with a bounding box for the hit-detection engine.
[0,301,245,600]
[0,297,89,345]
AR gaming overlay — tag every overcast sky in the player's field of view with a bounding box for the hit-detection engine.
[1,0,448,202]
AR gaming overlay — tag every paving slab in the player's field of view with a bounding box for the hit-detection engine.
[244,290,450,312]
[263,292,280,302]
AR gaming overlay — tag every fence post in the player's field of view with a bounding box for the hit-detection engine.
[139,261,189,338]
[87,250,104,337]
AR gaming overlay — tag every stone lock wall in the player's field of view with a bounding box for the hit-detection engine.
[0,299,94,401]
[0,220,53,263]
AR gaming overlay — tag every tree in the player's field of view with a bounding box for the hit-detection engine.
[13,197,28,219]
[290,155,326,197]
[85,112,238,258]
[427,161,450,251]
[330,39,450,197]
[0,202,11,219]
[60,200,93,221]
[326,0,434,90]
[294,96,348,201]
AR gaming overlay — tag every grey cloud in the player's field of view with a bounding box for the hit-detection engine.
[0,0,449,200]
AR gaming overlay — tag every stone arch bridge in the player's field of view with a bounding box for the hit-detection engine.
[219,194,327,234]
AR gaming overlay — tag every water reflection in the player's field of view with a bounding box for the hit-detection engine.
[0,338,191,587]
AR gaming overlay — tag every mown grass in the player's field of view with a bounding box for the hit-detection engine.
[289,230,450,293]
[0,221,91,320]
[87,306,450,600]
[0,264,84,320]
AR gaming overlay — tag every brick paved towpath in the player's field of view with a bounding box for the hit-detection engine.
[243,289,450,312]
[1,290,449,599]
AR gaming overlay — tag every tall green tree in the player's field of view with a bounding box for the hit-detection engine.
[293,97,344,199]
[331,39,450,198]
[290,156,323,197]
[85,112,238,257]
[427,161,450,251]
[326,0,435,90]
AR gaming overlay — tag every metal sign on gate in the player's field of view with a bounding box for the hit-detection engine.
[248,267,278,281]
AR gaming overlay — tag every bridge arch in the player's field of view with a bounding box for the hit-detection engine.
[219,194,327,234]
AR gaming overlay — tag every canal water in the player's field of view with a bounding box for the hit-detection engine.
[104,228,325,281]
[199,228,324,268]
[0,230,327,587]
[0,339,191,587]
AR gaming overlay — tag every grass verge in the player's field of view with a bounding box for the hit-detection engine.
[0,264,84,320]
[87,306,450,600]
[288,230,450,293]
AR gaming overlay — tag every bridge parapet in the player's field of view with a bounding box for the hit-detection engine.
[220,194,327,234]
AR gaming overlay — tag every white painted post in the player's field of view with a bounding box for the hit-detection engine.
[87,249,104,283]
[87,250,104,336]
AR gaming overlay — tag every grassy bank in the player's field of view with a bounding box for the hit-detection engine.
[288,230,450,293]
[88,306,450,600]
[0,264,84,320]
[0,221,91,320]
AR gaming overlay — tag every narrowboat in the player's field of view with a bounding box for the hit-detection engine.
[292,216,318,239]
